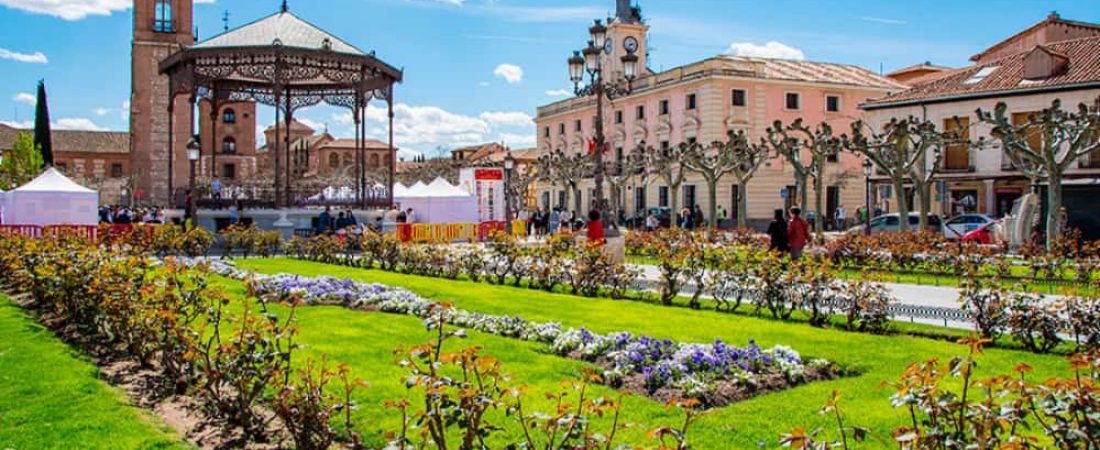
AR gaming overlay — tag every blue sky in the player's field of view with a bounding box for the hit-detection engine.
[1,0,1097,156]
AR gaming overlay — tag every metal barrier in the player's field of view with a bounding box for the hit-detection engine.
[392,221,521,243]
[0,225,99,242]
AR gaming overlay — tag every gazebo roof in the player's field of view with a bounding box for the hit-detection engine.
[193,10,366,57]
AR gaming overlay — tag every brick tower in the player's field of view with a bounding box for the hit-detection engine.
[130,0,194,205]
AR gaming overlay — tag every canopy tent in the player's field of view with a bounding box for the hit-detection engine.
[394,177,477,224]
[392,183,410,198]
[4,168,98,226]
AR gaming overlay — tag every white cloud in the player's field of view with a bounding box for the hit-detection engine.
[93,107,109,117]
[726,41,805,60]
[478,81,490,87]
[0,47,47,63]
[860,16,907,25]
[493,63,523,84]
[429,0,463,5]
[297,117,326,132]
[13,92,35,106]
[0,0,213,20]
[498,132,536,148]
[1,117,106,131]
[545,89,572,97]
[56,118,106,131]
[485,5,602,23]
[479,111,533,128]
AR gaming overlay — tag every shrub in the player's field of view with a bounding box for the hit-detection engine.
[839,278,893,334]
[272,359,366,450]
[957,269,1008,340]
[1006,291,1061,353]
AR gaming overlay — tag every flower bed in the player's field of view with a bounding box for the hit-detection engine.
[242,269,843,407]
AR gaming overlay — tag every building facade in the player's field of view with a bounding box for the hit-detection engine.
[130,0,195,205]
[0,124,131,204]
[862,13,1100,219]
[534,2,904,228]
[197,100,259,183]
[257,120,396,183]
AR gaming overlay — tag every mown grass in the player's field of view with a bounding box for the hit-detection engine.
[0,296,186,450]
[234,258,1075,449]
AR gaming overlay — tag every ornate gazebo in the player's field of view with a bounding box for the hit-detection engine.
[159,2,402,208]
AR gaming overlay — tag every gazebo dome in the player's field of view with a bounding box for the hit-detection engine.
[192,9,367,57]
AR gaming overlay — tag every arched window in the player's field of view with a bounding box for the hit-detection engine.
[154,0,174,32]
[369,154,380,167]
[222,108,236,124]
[222,137,237,154]
[329,153,339,168]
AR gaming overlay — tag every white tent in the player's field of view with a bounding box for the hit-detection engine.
[0,188,6,225]
[395,177,478,223]
[392,183,409,198]
[4,168,98,226]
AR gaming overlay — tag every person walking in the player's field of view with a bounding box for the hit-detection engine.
[645,212,658,232]
[788,207,810,260]
[693,205,705,229]
[717,205,728,229]
[549,208,561,235]
[835,205,846,232]
[766,209,789,252]
[210,177,223,209]
[317,206,333,234]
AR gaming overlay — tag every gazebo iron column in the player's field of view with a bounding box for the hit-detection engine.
[284,87,293,207]
[273,88,282,207]
[387,89,395,208]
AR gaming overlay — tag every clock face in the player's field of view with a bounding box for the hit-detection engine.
[603,38,613,54]
[623,36,639,53]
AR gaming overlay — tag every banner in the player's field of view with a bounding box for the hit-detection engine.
[459,167,506,222]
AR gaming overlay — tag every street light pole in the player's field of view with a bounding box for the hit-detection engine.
[504,152,515,233]
[568,19,638,239]
[863,158,873,236]
[187,135,201,229]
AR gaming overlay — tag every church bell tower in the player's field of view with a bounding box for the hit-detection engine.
[131,0,194,205]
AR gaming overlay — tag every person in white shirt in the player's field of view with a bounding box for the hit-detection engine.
[835,205,846,231]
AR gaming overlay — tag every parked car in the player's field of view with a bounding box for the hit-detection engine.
[846,213,943,235]
[962,219,1002,245]
[943,214,995,240]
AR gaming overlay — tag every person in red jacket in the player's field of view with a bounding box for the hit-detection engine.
[787,206,810,260]
[586,209,605,247]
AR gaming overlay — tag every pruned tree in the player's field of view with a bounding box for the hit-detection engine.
[506,163,537,213]
[33,80,53,166]
[844,118,928,232]
[538,149,591,214]
[682,132,744,228]
[904,120,949,232]
[604,145,646,222]
[727,132,769,229]
[642,142,688,228]
[977,98,1100,247]
[767,119,842,233]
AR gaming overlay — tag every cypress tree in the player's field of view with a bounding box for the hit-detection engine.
[33,80,53,166]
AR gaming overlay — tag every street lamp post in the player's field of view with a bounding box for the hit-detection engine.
[504,152,515,232]
[863,158,873,236]
[187,135,201,227]
[568,19,638,238]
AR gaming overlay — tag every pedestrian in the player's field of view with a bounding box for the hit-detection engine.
[405,208,416,224]
[395,208,407,224]
[680,207,692,229]
[835,205,846,231]
[787,207,810,261]
[549,208,561,235]
[717,205,728,228]
[645,212,658,232]
[229,201,240,225]
[210,177,223,209]
[586,209,605,247]
[317,206,333,234]
[767,209,789,252]
[693,205,704,229]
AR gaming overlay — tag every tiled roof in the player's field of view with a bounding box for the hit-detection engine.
[863,36,1100,108]
[193,10,366,56]
[717,56,907,90]
[970,13,1100,63]
[322,138,390,149]
[0,123,128,154]
[264,119,316,133]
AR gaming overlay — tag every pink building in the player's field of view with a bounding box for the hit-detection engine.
[534,2,904,228]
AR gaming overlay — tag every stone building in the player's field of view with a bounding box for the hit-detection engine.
[862,13,1100,219]
[0,124,131,204]
[196,100,259,183]
[257,120,395,182]
[533,0,904,228]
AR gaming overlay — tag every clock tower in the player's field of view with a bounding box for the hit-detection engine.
[605,1,649,79]
[131,0,194,205]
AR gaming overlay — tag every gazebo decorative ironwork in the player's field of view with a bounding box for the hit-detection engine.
[159,2,403,208]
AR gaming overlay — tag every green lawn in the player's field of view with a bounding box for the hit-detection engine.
[0,296,185,450]
[234,258,1073,449]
